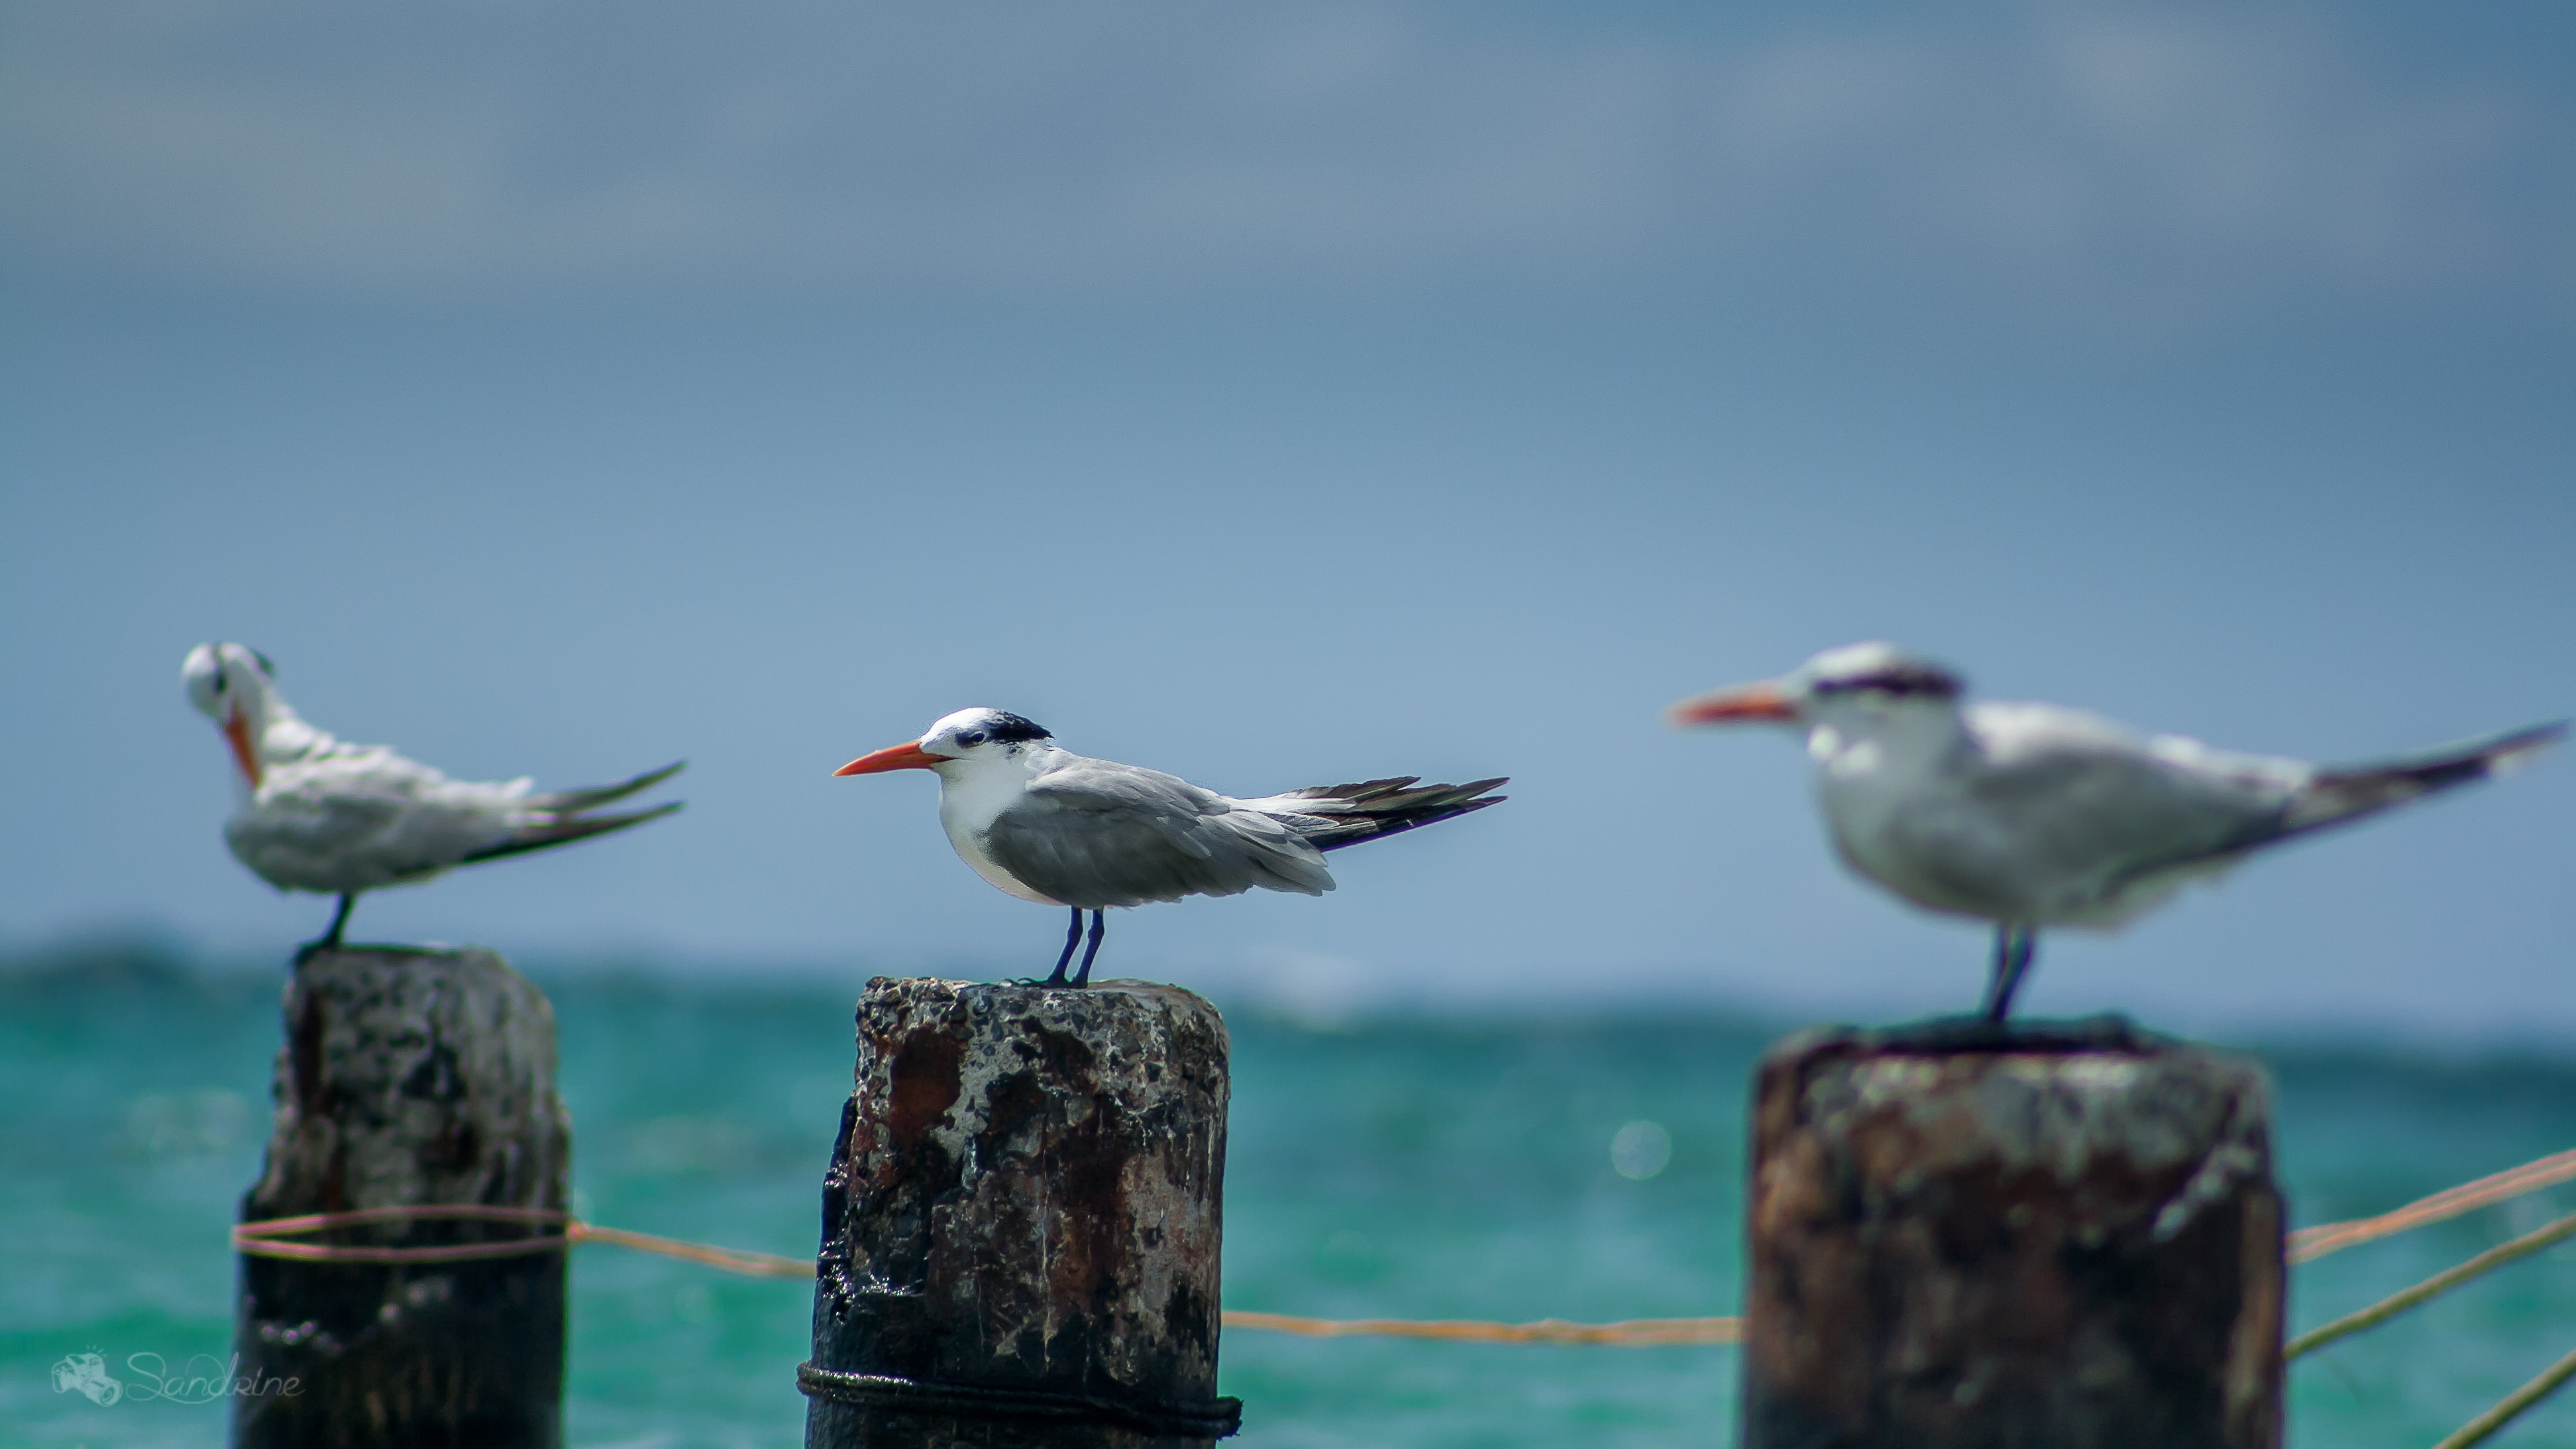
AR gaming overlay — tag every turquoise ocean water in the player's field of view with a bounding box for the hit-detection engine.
[7,951,2575,1448]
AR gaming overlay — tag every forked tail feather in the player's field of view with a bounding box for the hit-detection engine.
[2280,722,2565,837]
[460,801,686,865]
[1261,776,1509,851]
[526,761,687,816]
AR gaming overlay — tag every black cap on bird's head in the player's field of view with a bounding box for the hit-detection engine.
[835,707,1054,775]
[948,710,1053,747]
[1669,642,1964,727]
[1798,643,1964,702]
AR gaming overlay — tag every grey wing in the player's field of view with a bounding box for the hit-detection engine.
[1980,753,2284,867]
[2089,721,2563,886]
[1925,742,2294,921]
[227,788,410,892]
[982,760,1335,909]
[227,755,518,893]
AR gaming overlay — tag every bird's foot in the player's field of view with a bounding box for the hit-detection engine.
[1861,1012,2151,1055]
[296,896,357,968]
[1005,973,1077,989]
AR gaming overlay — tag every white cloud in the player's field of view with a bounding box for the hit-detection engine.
[0,0,2563,311]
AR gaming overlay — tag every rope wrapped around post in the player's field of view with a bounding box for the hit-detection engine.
[241,1143,2576,1346]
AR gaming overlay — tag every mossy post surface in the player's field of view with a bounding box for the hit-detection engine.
[1740,1018,2284,1449]
[232,945,570,1449]
[804,977,1236,1449]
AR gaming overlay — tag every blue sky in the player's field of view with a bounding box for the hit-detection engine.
[3,1,2569,1036]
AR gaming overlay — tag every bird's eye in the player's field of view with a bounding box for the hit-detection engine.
[213,673,227,692]
[957,729,987,747]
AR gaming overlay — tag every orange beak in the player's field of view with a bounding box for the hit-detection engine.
[223,709,264,788]
[833,741,946,776]
[1668,682,1799,727]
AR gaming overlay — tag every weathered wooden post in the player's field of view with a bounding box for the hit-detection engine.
[1739,1017,2283,1449]
[802,977,1240,1448]
[233,945,571,1449]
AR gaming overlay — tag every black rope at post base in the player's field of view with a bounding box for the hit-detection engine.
[796,1363,1242,1439]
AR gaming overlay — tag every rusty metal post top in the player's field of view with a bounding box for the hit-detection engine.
[295,941,486,959]
[1762,1011,2163,1062]
[1741,1014,2283,1449]
[856,975,1227,1021]
[811,975,1238,1447]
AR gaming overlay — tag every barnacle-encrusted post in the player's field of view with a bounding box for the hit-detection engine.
[802,977,1238,1448]
[233,945,571,1448]
[1739,1018,2283,1449]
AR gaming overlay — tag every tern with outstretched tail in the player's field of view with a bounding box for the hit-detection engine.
[1672,642,2562,1020]
[835,708,1507,987]
[184,643,684,957]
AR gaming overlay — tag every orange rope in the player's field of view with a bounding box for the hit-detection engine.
[233,1205,812,1277]
[2289,1147,2576,1264]
[232,1143,2576,1342]
[567,1222,812,1279]
[235,1205,572,1265]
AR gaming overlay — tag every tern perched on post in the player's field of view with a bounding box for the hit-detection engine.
[1671,642,2563,1020]
[834,708,1507,987]
[184,643,685,957]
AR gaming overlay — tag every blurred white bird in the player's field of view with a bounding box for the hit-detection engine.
[184,643,684,957]
[1672,642,2563,1020]
[834,708,1506,987]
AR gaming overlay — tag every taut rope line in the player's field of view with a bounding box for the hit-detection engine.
[233,1142,2576,1348]
[2287,1146,2576,1263]
[235,1205,812,1277]
[2286,1208,2576,1360]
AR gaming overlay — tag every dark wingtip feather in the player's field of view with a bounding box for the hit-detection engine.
[1279,776,1421,802]
[2314,721,2566,789]
[1300,777,1509,851]
[2492,719,2570,759]
[460,800,684,866]
[529,761,688,815]
[2284,720,2565,838]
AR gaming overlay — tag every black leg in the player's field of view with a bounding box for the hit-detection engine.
[1037,907,1083,986]
[1980,924,2037,1022]
[295,894,357,966]
[1070,910,1106,989]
